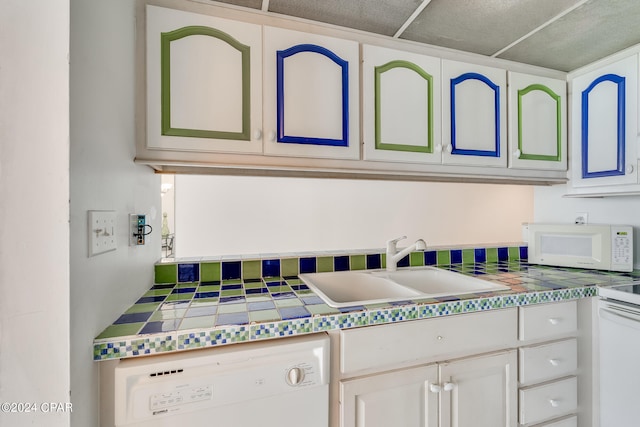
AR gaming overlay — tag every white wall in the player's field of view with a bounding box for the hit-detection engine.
[69,1,161,426]
[0,1,71,426]
[534,184,640,266]
[176,175,534,257]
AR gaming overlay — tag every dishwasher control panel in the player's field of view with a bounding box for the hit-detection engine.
[113,334,329,426]
[149,385,213,413]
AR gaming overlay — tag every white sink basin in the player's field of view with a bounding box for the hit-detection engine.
[369,267,509,297]
[298,271,422,307]
[299,266,509,308]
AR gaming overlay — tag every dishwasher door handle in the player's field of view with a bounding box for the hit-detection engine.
[599,307,640,330]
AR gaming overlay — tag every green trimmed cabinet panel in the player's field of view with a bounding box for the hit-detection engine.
[262,26,360,160]
[569,53,639,194]
[507,72,567,171]
[441,60,507,167]
[145,5,263,154]
[362,44,441,164]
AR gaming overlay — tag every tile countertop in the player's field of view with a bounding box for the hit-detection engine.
[93,260,640,361]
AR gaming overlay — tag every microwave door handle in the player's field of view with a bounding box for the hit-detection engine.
[599,307,640,329]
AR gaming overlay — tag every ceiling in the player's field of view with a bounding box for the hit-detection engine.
[209,0,640,72]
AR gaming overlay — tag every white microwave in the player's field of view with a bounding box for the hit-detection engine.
[526,223,634,272]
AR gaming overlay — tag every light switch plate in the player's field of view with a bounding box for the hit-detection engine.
[89,210,117,256]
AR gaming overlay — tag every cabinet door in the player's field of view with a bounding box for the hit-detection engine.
[362,44,442,164]
[442,60,507,167]
[439,350,517,427]
[263,26,360,159]
[341,365,438,427]
[570,54,638,188]
[145,5,262,153]
[507,72,567,171]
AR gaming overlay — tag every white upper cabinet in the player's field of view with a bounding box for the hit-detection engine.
[263,26,360,159]
[570,53,639,190]
[145,5,263,153]
[442,60,507,167]
[362,44,442,164]
[508,72,567,171]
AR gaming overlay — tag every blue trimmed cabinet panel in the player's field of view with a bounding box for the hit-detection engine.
[263,26,360,160]
[507,72,567,171]
[569,54,638,191]
[442,60,507,167]
[145,5,263,154]
[362,44,442,164]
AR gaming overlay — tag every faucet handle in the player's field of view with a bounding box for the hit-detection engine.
[387,236,406,252]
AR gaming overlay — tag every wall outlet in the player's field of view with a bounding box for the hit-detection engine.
[575,212,589,224]
[88,210,116,256]
[130,214,148,246]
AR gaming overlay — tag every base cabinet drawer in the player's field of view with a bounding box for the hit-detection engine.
[519,301,577,342]
[531,415,577,427]
[519,339,577,385]
[519,376,577,425]
[340,308,517,375]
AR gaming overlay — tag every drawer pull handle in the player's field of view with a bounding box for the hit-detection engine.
[437,335,444,341]
[549,399,560,408]
[429,384,441,394]
[443,382,456,392]
[548,318,561,325]
[549,358,561,366]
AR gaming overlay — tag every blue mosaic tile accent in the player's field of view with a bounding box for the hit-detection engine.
[498,247,509,261]
[520,246,528,260]
[178,263,199,282]
[450,250,463,264]
[400,255,412,268]
[370,309,391,324]
[300,257,317,274]
[463,299,480,313]
[474,248,487,263]
[424,251,437,266]
[334,256,350,271]
[222,261,241,280]
[114,312,153,324]
[130,335,176,356]
[262,259,280,277]
[366,254,382,270]
[140,319,181,334]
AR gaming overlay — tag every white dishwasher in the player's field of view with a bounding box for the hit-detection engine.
[598,283,640,426]
[113,333,329,427]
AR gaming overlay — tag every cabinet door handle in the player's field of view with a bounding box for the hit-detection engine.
[443,382,455,392]
[549,399,560,408]
[434,144,442,153]
[253,129,263,140]
[549,358,561,366]
[548,317,561,325]
[514,149,521,158]
[626,164,634,174]
[268,131,276,142]
[446,144,453,154]
[429,384,441,393]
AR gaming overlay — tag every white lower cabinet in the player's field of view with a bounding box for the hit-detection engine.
[518,302,579,426]
[439,351,517,427]
[341,351,516,427]
[332,301,591,427]
[335,308,518,427]
[341,365,439,427]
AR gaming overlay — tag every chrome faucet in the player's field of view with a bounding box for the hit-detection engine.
[386,236,427,272]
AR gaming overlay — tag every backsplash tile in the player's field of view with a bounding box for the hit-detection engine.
[154,244,531,284]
